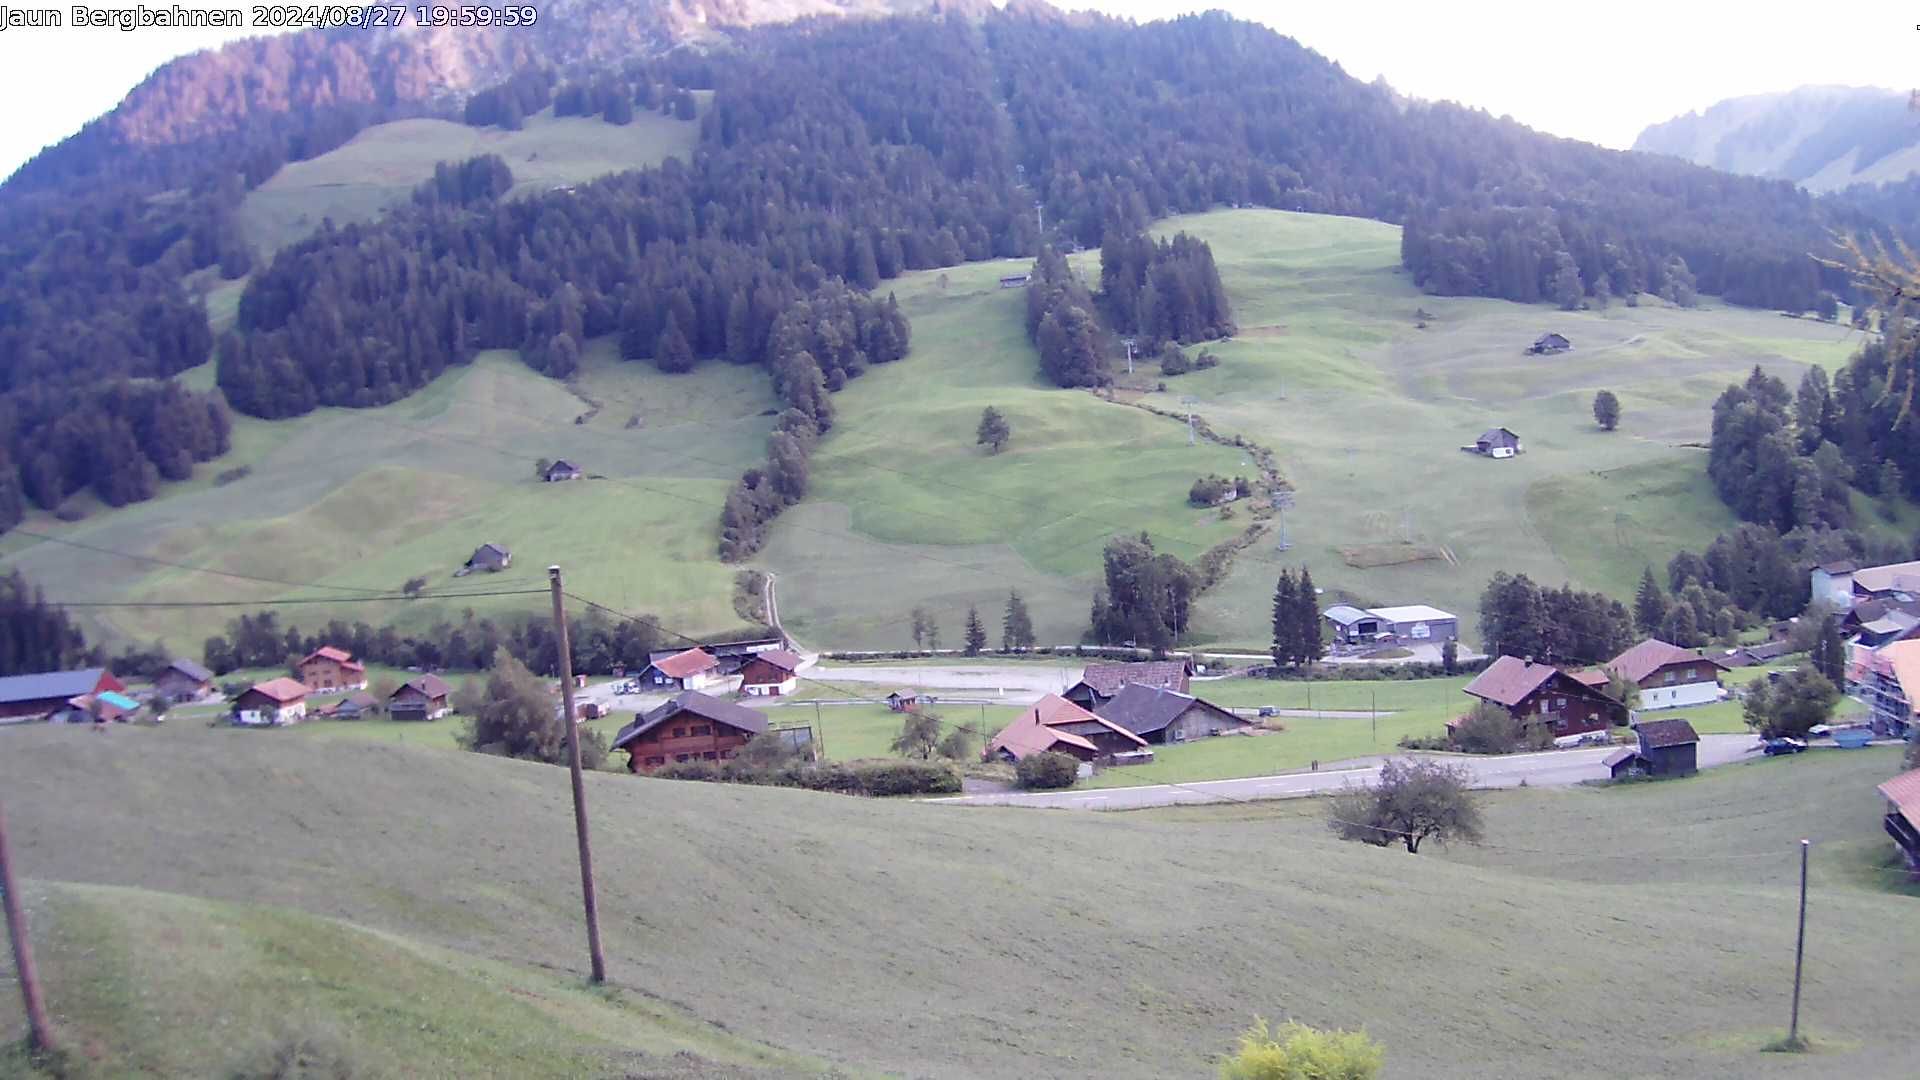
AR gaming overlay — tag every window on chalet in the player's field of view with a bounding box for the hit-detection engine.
[674,753,690,763]
[644,756,665,767]
[702,751,718,760]
[720,749,735,759]
[672,726,686,738]
[690,724,712,735]
[1663,671,1675,684]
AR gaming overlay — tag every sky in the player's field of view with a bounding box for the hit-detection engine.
[0,1,1916,180]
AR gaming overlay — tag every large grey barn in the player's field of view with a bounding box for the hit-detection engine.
[1323,604,1458,645]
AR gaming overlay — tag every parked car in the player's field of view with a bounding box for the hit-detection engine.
[1762,737,1808,756]
[1258,706,1276,718]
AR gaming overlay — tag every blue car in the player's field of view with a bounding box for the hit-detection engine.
[1762,737,1808,756]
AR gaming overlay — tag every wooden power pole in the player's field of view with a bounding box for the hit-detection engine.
[548,567,607,984]
[1789,838,1810,1046]
[0,798,57,1054]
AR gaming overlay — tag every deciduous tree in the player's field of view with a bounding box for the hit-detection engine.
[1326,758,1483,854]
[1592,389,1620,431]
[976,405,1011,453]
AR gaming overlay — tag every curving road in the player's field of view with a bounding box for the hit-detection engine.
[930,734,1766,809]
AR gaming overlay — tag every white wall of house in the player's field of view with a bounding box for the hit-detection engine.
[1637,681,1719,710]
[743,676,797,697]
[1811,569,1854,610]
[236,702,306,726]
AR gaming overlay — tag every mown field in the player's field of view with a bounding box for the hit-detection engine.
[1,728,1912,1077]
[236,108,700,253]
[5,208,1902,659]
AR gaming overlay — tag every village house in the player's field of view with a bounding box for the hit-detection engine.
[153,658,213,703]
[986,694,1149,763]
[463,542,512,574]
[1527,332,1571,355]
[1604,717,1700,779]
[298,646,366,691]
[739,649,803,697]
[1811,560,1859,609]
[1062,660,1194,710]
[1863,639,1920,739]
[544,459,584,482]
[55,690,141,724]
[612,691,768,772]
[1815,557,1920,611]
[1878,767,1920,879]
[1094,683,1251,744]
[641,648,728,692]
[232,678,309,726]
[1589,638,1728,711]
[0,668,125,724]
[389,674,453,721]
[1465,427,1523,458]
[324,691,380,719]
[1323,604,1458,645]
[886,689,921,713]
[1458,655,1618,739]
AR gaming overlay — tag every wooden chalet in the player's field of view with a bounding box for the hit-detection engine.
[986,694,1149,763]
[886,689,921,713]
[1527,332,1571,355]
[464,542,512,573]
[613,691,768,773]
[1467,427,1523,457]
[153,658,213,703]
[1878,767,1920,880]
[233,678,309,727]
[1094,683,1250,745]
[1458,655,1617,739]
[1587,638,1727,711]
[298,646,365,692]
[544,459,584,482]
[1062,660,1194,710]
[739,649,803,697]
[389,674,453,721]
[325,691,380,719]
[0,668,124,724]
[1605,717,1700,779]
[641,648,726,691]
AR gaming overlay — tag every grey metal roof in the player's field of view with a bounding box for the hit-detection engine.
[1323,604,1371,625]
[1094,683,1240,737]
[0,668,107,705]
[166,658,213,683]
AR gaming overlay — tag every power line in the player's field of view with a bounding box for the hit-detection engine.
[41,588,548,609]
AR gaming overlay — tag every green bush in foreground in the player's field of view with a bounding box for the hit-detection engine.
[1219,1018,1383,1079]
[653,757,959,796]
[1015,751,1079,789]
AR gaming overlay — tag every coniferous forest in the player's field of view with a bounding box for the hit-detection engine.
[0,6,1911,540]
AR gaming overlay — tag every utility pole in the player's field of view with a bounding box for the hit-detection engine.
[1371,689,1377,743]
[0,798,56,1055]
[812,700,825,761]
[548,567,606,985]
[1034,200,1044,241]
[1122,337,1136,375]
[1789,838,1810,1046]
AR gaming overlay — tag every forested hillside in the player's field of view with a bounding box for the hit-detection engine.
[0,3,1900,537]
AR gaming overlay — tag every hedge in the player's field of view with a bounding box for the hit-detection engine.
[653,757,960,796]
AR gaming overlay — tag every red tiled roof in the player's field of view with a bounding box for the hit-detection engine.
[652,648,719,679]
[988,693,1147,759]
[1463,655,1563,708]
[305,646,353,664]
[1570,667,1609,688]
[247,677,309,703]
[1606,638,1725,685]
[747,650,803,674]
[1878,768,1920,832]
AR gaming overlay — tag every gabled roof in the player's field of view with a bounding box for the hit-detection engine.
[1094,683,1242,737]
[472,542,511,558]
[244,678,309,704]
[1853,560,1920,595]
[97,691,139,711]
[1605,638,1725,685]
[1570,668,1609,688]
[744,649,802,674]
[989,694,1148,760]
[549,459,580,473]
[1740,640,1793,663]
[650,648,719,679]
[329,691,379,713]
[1635,717,1699,749]
[1074,660,1193,698]
[394,674,453,700]
[1877,767,1920,832]
[612,691,768,749]
[1478,427,1520,444]
[164,658,213,683]
[1602,747,1639,769]
[0,668,109,705]
[302,646,361,669]
[1816,560,1858,575]
[1463,655,1585,708]
[1322,604,1371,625]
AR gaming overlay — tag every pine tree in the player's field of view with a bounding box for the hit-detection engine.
[964,606,987,656]
[1295,566,1324,665]
[1002,590,1034,651]
[1633,567,1667,636]
[1271,569,1298,668]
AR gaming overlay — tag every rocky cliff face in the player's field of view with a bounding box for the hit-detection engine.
[1632,85,1920,192]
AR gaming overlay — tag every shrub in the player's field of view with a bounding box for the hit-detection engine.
[225,1026,362,1079]
[1219,1018,1383,1080]
[849,758,962,796]
[1449,701,1524,755]
[654,757,958,796]
[1396,733,1450,751]
[1015,751,1079,789]
[1189,474,1233,506]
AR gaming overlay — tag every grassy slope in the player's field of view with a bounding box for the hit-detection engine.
[237,110,699,254]
[1143,210,1870,646]
[760,256,1247,648]
[1,729,1914,1078]
[0,883,819,1079]
[0,344,775,649]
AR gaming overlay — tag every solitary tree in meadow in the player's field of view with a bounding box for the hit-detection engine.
[976,406,1011,453]
[891,710,942,759]
[1327,758,1483,854]
[1592,389,1621,431]
[963,606,987,656]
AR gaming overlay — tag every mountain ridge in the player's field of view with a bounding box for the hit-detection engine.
[1632,84,1920,192]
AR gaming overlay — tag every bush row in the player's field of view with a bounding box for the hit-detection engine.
[654,757,961,796]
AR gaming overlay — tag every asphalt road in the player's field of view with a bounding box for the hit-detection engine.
[809,663,1077,699]
[930,733,1766,809]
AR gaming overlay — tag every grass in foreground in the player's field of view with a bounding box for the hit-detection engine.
[1,729,1911,1078]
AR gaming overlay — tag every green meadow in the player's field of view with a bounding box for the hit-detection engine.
[2,726,1912,1077]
